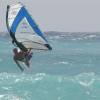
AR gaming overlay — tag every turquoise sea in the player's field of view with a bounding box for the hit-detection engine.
[0,32,100,100]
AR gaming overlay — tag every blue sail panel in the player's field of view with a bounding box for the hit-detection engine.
[10,7,47,42]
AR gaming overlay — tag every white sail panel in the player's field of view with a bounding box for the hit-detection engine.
[8,3,23,28]
[15,17,47,50]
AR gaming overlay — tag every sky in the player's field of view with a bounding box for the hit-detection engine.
[0,0,100,32]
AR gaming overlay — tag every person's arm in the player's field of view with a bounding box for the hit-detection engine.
[13,57,24,72]
[23,49,32,56]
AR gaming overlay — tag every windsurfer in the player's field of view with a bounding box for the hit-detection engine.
[13,48,33,71]
[6,3,52,72]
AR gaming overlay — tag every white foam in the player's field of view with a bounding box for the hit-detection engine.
[78,78,95,87]
[15,79,21,83]
[54,61,69,65]
[2,86,12,90]
[86,91,90,95]
[34,73,46,81]
[75,72,95,87]
[0,95,4,99]
[0,94,24,100]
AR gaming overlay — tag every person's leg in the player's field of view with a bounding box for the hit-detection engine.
[24,58,30,68]
[27,52,33,61]
[13,57,24,71]
[24,53,33,68]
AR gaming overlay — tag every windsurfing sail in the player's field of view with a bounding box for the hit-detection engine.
[6,2,52,51]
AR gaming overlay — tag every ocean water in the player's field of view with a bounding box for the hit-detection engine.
[0,32,100,100]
